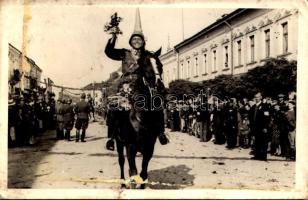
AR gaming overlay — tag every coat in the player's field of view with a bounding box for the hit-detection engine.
[250,102,271,134]
[75,100,91,119]
[62,103,75,123]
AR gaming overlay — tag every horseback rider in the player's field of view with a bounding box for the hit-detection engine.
[104,10,169,150]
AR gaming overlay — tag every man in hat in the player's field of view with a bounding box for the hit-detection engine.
[62,98,75,141]
[87,93,96,122]
[16,94,35,146]
[250,92,271,161]
[278,94,288,112]
[75,93,91,142]
[55,98,65,140]
[104,9,168,146]
[34,95,46,134]
[285,100,296,160]
[8,96,18,147]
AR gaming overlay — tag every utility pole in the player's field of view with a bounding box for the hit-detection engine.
[90,66,95,100]
[167,34,171,51]
[181,8,185,41]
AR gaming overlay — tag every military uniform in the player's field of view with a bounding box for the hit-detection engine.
[62,100,75,141]
[55,100,64,139]
[75,96,91,142]
[105,31,168,146]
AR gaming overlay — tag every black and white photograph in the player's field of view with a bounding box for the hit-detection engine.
[0,0,307,199]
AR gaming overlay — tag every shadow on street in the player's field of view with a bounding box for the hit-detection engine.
[147,164,195,189]
[8,130,58,188]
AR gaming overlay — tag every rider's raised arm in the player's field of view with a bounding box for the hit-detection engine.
[105,35,125,61]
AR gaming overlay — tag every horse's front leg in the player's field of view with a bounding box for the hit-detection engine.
[116,139,126,188]
[126,144,138,188]
[139,140,155,189]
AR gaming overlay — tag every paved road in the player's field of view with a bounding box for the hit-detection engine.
[8,117,295,190]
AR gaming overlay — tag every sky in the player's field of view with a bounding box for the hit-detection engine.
[5,3,234,88]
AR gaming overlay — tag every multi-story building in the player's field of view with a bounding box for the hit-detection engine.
[160,9,298,86]
[9,43,42,92]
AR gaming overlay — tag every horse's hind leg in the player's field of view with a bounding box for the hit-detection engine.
[116,139,126,188]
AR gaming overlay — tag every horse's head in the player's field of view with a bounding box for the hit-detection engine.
[141,48,163,89]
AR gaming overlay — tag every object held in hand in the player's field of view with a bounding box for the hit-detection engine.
[104,12,123,35]
[106,139,115,151]
[159,133,169,145]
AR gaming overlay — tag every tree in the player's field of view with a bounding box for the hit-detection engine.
[167,58,297,100]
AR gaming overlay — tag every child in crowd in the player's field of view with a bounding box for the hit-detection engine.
[238,113,250,148]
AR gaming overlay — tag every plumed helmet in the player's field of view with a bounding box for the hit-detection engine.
[129,8,145,47]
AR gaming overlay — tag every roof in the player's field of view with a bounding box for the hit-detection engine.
[159,49,176,60]
[9,43,43,73]
[25,56,43,72]
[9,43,22,55]
[174,9,247,51]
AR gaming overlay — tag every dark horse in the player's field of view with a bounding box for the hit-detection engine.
[110,48,166,189]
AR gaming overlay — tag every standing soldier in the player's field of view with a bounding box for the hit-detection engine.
[55,98,64,140]
[87,93,96,122]
[75,93,91,142]
[62,98,75,141]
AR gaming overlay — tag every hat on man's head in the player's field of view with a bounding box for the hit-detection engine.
[278,94,285,98]
[81,93,86,99]
[129,8,145,47]
[289,100,296,106]
[8,98,15,106]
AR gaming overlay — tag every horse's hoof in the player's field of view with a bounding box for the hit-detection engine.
[139,184,146,189]
[129,181,137,189]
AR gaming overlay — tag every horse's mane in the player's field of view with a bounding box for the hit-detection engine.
[143,50,163,75]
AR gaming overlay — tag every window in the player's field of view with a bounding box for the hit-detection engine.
[213,50,217,72]
[224,46,229,68]
[265,29,270,58]
[187,60,191,78]
[194,57,198,76]
[237,40,242,65]
[249,35,255,62]
[282,23,288,53]
[180,63,184,79]
[203,54,207,74]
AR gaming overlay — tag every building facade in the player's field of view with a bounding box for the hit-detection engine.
[160,9,298,86]
[9,43,42,92]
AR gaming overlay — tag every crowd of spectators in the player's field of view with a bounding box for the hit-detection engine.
[8,89,56,147]
[165,92,296,161]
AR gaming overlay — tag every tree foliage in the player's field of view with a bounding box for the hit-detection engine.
[168,58,297,99]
